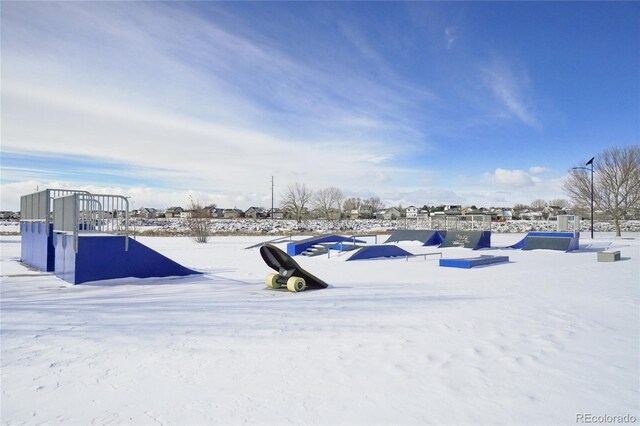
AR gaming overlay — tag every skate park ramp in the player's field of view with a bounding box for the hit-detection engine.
[54,234,201,285]
[439,231,491,250]
[347,245,413,261]
[509,232,579,252]
[244,236,293,250]
[21,222,56,272]
[385,230,445,246]
[439,255,509,269]
[287,234,365,256]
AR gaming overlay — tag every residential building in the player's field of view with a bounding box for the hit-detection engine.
[223,209,244,219]
[139,207,158,219]
[245,207,268,219]
[165,207,184,218]
[405,206,419,218]
[373,207,401,220]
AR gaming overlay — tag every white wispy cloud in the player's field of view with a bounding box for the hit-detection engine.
[529,166,548,174]
[484,168,535,188]
[1,2,440,210]
[444,26,460,49]
[480,58,538,127]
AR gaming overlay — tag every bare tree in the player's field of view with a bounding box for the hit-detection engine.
[186,198,211,243]
[513,203,529,211]
[599,146,640,235]
[530,199,547,211]
[564,146,640,236]
[366,196,385,214]
[549,199,570,209]
[343,197,362,213]
[333,189,345,219]
[281,182,314,223]
[313,187,343,219]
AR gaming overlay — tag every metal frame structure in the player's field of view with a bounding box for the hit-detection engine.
[411,215,492,231]
[53,193,130,252]
[557,214,581,234]
[20,189,91,235]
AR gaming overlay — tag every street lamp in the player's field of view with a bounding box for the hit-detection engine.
[572,157,594,239]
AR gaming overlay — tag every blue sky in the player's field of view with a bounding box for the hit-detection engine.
[1,1,638,211]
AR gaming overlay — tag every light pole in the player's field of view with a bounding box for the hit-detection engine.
[572,157,594,239]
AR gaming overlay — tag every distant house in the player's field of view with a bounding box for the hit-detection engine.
[544,205,567,217]
[374,207,401,220]
[0,211,15,220]
[207,206,224,218]
[405,206,419,219]
[270,209,285,219]
[245,207,267,219]
[165,207,184,218]
[223,209,244,219]
[520,211,544,220]
[139,207,158,219]
[496,210,513,221]
[350,206,373,219]
[180,211,193,219]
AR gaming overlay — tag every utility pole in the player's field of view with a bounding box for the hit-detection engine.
[271,176,274,219]
[586,157,594,240]
[572,157,595,239]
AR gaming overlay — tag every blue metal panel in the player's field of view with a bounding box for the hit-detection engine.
[54,234,200,284]
[425,231,446,246]
[478,231,492,249]
[439,255,509,269]
[347,245,413,261]
[20,222,55,271]
[439,230,491,250]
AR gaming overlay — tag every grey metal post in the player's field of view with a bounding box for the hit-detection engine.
[588,157,594,239]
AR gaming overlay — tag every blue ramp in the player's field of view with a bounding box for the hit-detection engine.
[54,234,200,284]
[287,235,365,256]
[440,255,509,269]
[440,231,491,250]
[509,232,579,252]
[385,230,445,246]
[347,245,413,261]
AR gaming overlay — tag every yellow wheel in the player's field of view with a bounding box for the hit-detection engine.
[266,273,281,289]
[287,277,306,292]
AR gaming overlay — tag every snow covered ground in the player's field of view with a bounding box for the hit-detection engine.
[1,233,638,425]
[3,218,640,236]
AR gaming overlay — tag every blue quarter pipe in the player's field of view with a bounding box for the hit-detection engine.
[347,245,413,261]
[385,230,445,246]
[508,232,579,252]
[53,234,200,284]
[439,230,491,250]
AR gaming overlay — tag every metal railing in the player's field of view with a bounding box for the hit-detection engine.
[52,193,130,252]
[405,215,492,231]
[557,215,581,233]
[20,189,91,235]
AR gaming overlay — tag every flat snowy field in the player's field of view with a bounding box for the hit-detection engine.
[1,233,638,425]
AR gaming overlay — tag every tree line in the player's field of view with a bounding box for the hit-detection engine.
[564,145,639,236]
[187,145,639,241]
